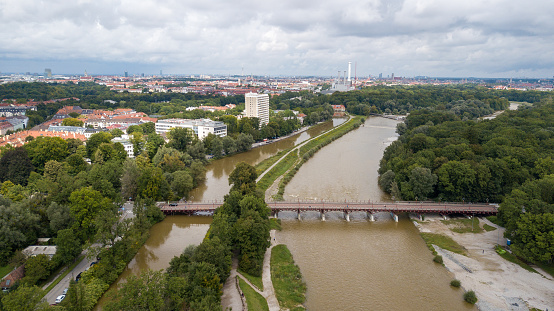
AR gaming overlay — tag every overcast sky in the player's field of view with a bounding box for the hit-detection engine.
[1,0,553,78]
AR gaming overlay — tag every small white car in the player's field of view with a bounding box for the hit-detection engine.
[62,288,68,295]
[55,294,65,304]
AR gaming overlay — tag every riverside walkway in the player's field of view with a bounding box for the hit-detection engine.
[159,201,498,221]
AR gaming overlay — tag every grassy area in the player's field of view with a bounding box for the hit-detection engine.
[441,217,483,233]
[495,246,537,274]
[44,255,85,294]
[270,218,282,231]
[536,262,554,278]
[483,224,497,232]
[271,244,306,311]
[238,278,269,311]
[0,264,13,279]
[486,215,502,226]
[238,269,264,291]
[257,151,299,191]
[419,232,468,256]
[255,148,291,175]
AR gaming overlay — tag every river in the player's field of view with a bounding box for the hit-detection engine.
[96,117,473,310]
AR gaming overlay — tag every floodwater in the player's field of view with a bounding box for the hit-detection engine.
[278,117,474,310]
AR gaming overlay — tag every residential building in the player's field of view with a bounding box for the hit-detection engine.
[155,119,227,140]
[1,265,24,292]
[112,135,135,158]
[245,92,269,126]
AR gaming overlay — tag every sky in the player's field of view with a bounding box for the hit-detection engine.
[1,0,553,78]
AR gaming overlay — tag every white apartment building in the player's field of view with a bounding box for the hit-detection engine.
[112,135,135,158]
[155,119,227,140]
[245,92,269,126]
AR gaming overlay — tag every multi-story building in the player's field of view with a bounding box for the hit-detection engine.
[155,119,227,140]
[245,92,269,126]
[112,135,135,158]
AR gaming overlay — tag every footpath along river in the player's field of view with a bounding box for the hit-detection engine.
[95,117,472,310]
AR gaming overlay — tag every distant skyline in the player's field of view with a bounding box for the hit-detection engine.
[1,0,553,78]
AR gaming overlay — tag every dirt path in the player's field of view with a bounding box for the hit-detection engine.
[413,215,554,311]
[262,230,280,311]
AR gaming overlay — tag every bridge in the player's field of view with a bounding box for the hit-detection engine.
[158,201,498,222]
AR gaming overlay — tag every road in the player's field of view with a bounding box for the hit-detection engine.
[44,201,134,305]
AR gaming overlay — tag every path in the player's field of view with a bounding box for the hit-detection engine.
[261,230,280,311]
[221,257,243,311]
[256,116,351,183]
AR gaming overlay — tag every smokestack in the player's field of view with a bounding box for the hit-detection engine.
[348,62,352,82]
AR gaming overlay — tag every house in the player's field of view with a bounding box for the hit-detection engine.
[1,265,25,291]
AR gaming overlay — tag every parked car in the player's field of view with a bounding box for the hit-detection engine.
[75,272,82,282]
[55,295,65,304]
[169,203,178,206]
[62,288,68,295]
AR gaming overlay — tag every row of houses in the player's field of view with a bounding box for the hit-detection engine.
[0,116,29,135]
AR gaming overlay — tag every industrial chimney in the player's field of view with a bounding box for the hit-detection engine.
[348,62,352,82]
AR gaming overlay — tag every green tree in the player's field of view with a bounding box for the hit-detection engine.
[139,122,155,134]
[53,228,82,265]
[104,270,167,311]
[86,132,113,159]
[69,187,113,241]
[192,236,232,282]
[126,125,143,135]
[145,132,165,159]
[168,127,196,152]
[229,162,257,195]
[130,132,145,157]
[121,159,141,200]
[409,167,438,200]
[171,170,194,199]
[1,285,49,311]
[110,128,124,138]
[513,213,554,263]
[21,254,53,285]
[47,202,74,233]
[0,147,34,186]
[62,118,84,127]
[25,137,69,173]
[378,170,395,193]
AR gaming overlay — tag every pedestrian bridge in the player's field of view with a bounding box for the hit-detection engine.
[158,201,498,222]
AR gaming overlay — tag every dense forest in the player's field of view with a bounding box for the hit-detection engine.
[378,99,554,265]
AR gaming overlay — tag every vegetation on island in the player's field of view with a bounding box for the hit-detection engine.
[238,278,269,311]
[380,98,554,270]
[271,244,306,311]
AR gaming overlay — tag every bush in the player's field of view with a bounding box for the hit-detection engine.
[433,255,443,264]
[450,279,461,287]
[463,290,478,304]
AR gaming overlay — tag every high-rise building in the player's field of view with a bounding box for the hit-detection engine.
[245,93,269,126]
[124,71,128,77]
[44,68,52,78]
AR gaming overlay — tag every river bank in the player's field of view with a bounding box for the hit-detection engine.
[411,215,554,311]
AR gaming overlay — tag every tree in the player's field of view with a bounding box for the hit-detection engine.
[409,167,437,200]
[192,236,232,282]
[69,187,114,241]
[25,136,69,173]
[139,122,155,134]
[126,125,143,135]
[47,202,74,233]
[21,254,53,285]
[121,159,141,200]
[145,132,165,159]
[209,136,223,158]
[65,153,88,175]
[222,136,237,155]
[235,133,254,152]
[110,128,124,138]
[171,170,194,199]
[167,127,196,152]
[513,213,554,263]
[188,140,206,161]
[86,132,113,159]
[62,118,84,127]
[1,285,49,311]
[0,201,41,264]
[104,270,167,311]
[229,162,257,195]
[378,170,395,193]
[130,132,145,157]
[53,228,82,265]
[0,147,34,186]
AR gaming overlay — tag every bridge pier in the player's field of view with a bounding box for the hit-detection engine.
[390,212,398,222]
[368,213,375,221]
[345,212,350,222]
[441,214,448,220]
[321,212,326,221]
[298,211,302,221]
[418,214,424,221]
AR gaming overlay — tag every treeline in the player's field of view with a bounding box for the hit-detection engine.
[378,101,554,265]
[269,85,537,116]
[102,163,271,310]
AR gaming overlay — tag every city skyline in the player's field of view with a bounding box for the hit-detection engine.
[1,0,553,78]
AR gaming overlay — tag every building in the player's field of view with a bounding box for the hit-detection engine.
[245,92,269,126]
[112,135,135,158]
[0,106,35,117]
[22,245,57,258]
[1,265,24,292]
[155,119,227,140]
